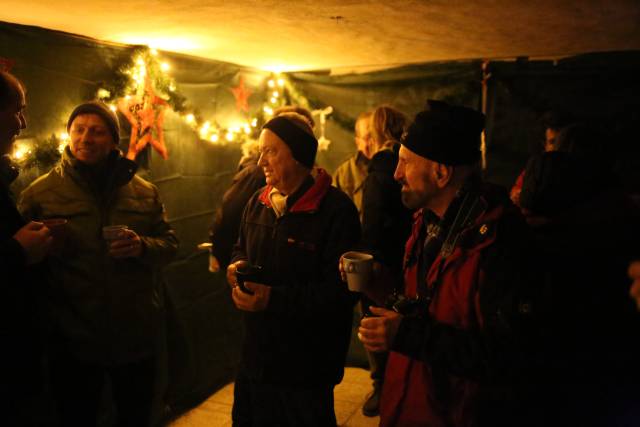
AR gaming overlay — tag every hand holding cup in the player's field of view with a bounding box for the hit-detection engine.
[103,225,142,258]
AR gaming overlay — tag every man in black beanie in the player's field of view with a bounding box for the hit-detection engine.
[356,100,540,427]
[19,100,178,427]
[226,112,360,426]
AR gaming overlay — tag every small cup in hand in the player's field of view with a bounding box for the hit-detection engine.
[42,218,68,254]
[342,251,374,292]
[235,264,263,295]
[102,225,128,242]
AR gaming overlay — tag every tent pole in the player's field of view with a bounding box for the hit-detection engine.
[480,60,491,172]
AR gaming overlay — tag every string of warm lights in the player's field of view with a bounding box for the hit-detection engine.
[11,46,317,167]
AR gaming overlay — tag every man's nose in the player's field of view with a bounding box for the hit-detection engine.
[80,130,93,143]
[19,112,27,130]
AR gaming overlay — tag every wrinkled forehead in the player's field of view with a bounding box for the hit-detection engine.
[70,113,108,128]
[259,128,288,151]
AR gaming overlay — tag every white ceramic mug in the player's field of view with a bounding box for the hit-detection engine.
[342,251,374,292]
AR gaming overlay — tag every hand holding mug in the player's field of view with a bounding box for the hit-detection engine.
[106,227,143,259]
[13,221,52,264]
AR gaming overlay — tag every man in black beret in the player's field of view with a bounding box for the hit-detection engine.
[357,100,540,427]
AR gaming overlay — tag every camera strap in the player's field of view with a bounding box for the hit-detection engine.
[418,188,485,308]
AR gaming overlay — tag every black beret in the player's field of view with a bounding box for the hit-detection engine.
[402,100,485,165]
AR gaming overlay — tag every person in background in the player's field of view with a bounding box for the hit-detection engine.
[209,106,314,271]
[333,111,373,220]
[519,123,640,425]
[357,100,539,427]
[629,260,640,310]
[510,110,573,206]
[19,101,178,427]
[227,112,360,426]
[357,105,412,417]
[0,70,52,426]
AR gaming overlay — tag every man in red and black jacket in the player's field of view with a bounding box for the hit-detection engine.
[227,113,360,426]
[358,100,541,427]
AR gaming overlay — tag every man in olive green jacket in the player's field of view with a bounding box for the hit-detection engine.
[19,101,178,427]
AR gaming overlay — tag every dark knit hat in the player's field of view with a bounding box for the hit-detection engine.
[67,101,120,144]
[402,100,485,166]
[263,116,317,169]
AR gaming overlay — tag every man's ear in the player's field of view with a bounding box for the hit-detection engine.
[434,163,453,189]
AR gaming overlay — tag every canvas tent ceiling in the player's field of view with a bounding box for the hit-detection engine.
[1,0,639,72]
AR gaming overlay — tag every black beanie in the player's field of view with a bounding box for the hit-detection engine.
[263,116,317,169]
[67,101,120,144]
[402,100,485,165]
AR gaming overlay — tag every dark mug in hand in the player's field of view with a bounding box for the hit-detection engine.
[235,264,263,295]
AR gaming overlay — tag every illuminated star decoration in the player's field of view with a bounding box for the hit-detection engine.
[118,75,169,160]
[230,75,252,113]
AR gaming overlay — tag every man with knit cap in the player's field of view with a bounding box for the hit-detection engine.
[357,100,539,427]
[19,100,178,427]
[227,112,360,426]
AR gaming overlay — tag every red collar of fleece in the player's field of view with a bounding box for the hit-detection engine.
[259,168,332,213]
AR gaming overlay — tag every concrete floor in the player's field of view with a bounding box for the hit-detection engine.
[170,367,380,427]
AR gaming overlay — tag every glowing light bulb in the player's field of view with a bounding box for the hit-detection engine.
[97,88,111,99]
[136,57,145,66]
[108,104,117,112]
[225,132,234,141]
[270,97,277,104]
[267,80,275,88]
[251,118,258,127]
[186,114,195,123]
[272,91,279,98]
[59,132,70,141]
[277,78,285,87]
[210,134,219,143]
[12,144,29,160]
[150,48,158,56]
[161,62,170,72]
[263,106,273,115]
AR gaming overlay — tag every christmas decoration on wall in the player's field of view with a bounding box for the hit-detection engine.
[11,133,66,171]
[117,76,169,160]
[312,106,333,151]
[230,76,252,113]
[11,46,333,167]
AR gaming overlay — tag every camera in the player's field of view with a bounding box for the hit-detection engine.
[385,293,426,317]
[235,264,263,295]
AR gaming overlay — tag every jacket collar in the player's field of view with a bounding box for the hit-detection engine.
[61,146,138,190]
[259,168,332,214]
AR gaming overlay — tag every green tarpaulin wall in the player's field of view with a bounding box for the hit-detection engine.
[2,20,639,424]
